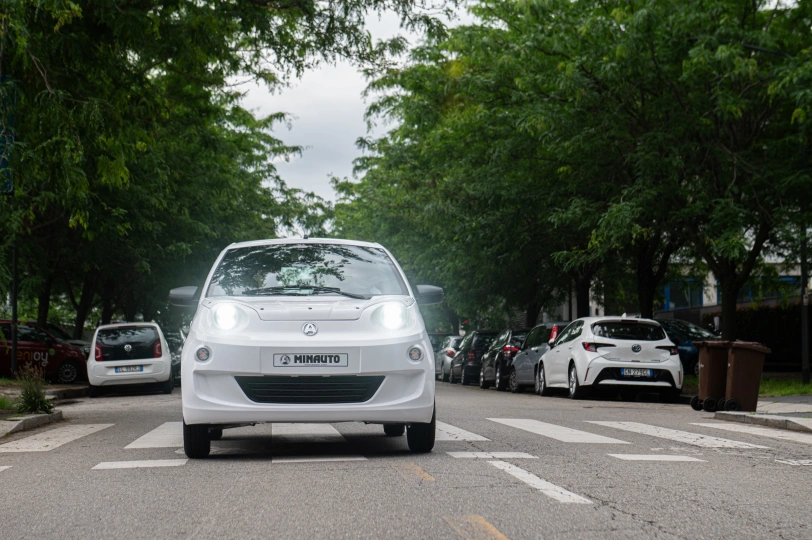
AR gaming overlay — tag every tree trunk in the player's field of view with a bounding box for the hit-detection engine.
[575,276,591,318]
[637,271,655,320]
[444,307,459,335]
[37,276,53,326]
[72,276,96,339]
[525,301,540,327]
[719,278,740,340]
[101,280,117,325]
[123,289,137,322]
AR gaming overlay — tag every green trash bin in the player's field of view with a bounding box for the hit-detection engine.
[724,342,771,412]
[691,341,731,412]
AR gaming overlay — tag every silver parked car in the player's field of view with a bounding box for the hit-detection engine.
[435,335,463,382]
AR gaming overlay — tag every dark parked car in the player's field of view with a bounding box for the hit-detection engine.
[428,332,451,351]
[449,330,498,386]
[435,335,463,382]
[656,319,721,376]
[479,327,531,391]
[511,322,570,394]
[163,328,186,386]
[0,321,87,383]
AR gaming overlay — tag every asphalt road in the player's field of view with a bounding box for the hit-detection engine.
[1,381,810,539]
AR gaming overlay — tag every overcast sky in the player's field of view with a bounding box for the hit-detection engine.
[240,7,472,203]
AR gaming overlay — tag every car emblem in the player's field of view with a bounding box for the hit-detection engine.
[280,355,291,365]
[302,322,318,336]
[124,344,132,352]
[631,344,642,353]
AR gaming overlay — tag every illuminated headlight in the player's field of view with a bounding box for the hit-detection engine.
[372,302,409,331]
[211,303,242,331]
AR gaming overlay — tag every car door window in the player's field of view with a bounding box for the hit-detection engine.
[522,328,538,349]
[564,322,584,343]
[18,326,51,343]
[554,322,578,346]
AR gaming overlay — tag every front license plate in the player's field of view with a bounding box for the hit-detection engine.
[115,365,143,373]
[621,368,653,377]
[273,353,349,367]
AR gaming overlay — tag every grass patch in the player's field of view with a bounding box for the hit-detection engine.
[0,378,21,388]
[0,394,16,412]
[759,378,812,397]
[683,375,698,395]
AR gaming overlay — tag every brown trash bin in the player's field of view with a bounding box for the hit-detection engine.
[724,342,771,412]
[691,341,731,412]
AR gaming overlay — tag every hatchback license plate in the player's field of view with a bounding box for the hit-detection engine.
[621,368,653,377]
[115,365,143,373]
[273,353,348,367]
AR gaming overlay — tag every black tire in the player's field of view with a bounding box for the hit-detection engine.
[442,365,450,383]
[690,395,702,411]
[478,367,490,389]
[57,360,81,384]
[702,397,718,412]
[406,406,435,453]
[495,364,507,392]
[508,368,521,393]
[183,420,211,459]
[536,364,552,397]
[717,399,726,411]
[724,398,741,411]
[384,423,405,437]
[88,384,102,398]
[449,366,458,384]
[568,364,587,400]
[460,367,471,386]
[162,372,174,395]
[209,428,223,441]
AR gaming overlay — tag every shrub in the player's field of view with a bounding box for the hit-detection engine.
[15,364,54,415]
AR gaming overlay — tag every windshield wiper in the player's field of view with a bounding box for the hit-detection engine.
[243,286,369,300]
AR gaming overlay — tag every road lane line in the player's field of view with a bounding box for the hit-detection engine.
[0,424,114,453]
[436,421,490,441]
[272,423,346,443]
[488,418,629,444]
[447,452,537,459]
[442,515,509,540]
[488,461,592,504]
[775,459,812,466]
[587,422,769,449]
[93,459,188,470]
[608,454,706,462]
[125,422,183,449]
[392,462,435,482]
[271,455,366,463]
[0,466,10,473]
[692,422,812,445]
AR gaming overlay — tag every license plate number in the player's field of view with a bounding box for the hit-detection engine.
[621,368,653,377]
[273,353,348,367]
[115,365,143,373]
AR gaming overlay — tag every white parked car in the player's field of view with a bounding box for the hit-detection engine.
[537,317,682,401]
[87,323,175,396]
[169,238,443,458]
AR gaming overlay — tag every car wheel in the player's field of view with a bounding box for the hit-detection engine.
[162,372,174,395]
[406,405,435,453]
[568,364,587,400]
[183,419,211,459]
[690,395,702,410]
[56,360,80,384]
[209,428,223,441]
[479,368,490,389]
[495,364,507,392]
[384,423,405,436]
[442,364,450,383]
[88,384,103,398]
[537,364,552,397]
[461,367,470,386]
[508,368,520,393]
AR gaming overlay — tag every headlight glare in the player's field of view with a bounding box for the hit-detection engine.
[212,303,240,331]
[380,302,407,330]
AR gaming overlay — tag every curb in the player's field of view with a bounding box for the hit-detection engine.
[0,410,63,437]
[713,411,812,433]
[46,386,88,400]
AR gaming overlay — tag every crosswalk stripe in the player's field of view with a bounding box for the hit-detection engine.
[488,460,592,504]
[488,418,629,444]
[692,423,812,445]
[775,459,812,466]
[271,455,366,463]
[93,459,188,470]
[0,424,114,453]
[608,454,706,462]
[0,466,10,473]
[125,422,183,449]
[272,423,346,443]
[436,421,490,441]
[587,422,770,449]
[448,452,537,459]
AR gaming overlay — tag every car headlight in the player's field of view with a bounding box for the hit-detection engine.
[211,303,243,331]
[372,302,409,331]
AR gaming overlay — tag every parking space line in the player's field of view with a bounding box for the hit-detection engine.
[587,422,769,449]
[447,452,537,459]
[488,460,592,504]
[125,422,183,449]
[271,455,366,463]
[436,421,490,441]
[488,418,629,444]
[93,459,188,470]
[775,459,812,466]
[442,515,510,540]
[692,422,812,445]
[608,454,706,462]
[272,423,346,443]
[0,424,114,453]
[0,466,10,473]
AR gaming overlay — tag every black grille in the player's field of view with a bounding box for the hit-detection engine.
[235,375,385,404]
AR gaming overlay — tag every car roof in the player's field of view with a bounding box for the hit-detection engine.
[226,237,384,250]
[96,322,160,331]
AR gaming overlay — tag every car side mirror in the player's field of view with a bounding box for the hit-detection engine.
[416,285,444,305]
[169,286,199,308]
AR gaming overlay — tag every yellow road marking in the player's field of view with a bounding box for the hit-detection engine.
[391,462,435,482]
[442,515,509,540]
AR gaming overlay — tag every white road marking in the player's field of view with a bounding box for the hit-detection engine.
[692,422,812,445]
[488,418,629,444]
[0,424,114,453]
[608,454,706,462]
[0,466,10,473]
[448,452,537,459]
[125,422,183,449]
[271,455,367,463]
[436,421,490,441]
[488,461,592,504]
[588,422,769,449]
[775,459,812,466]
[272,423,346,443]
[93,459,188,470]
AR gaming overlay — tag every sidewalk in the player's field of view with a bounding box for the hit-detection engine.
[715,394,812,432]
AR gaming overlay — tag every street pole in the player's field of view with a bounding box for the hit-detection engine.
[10,241,17,374]
[802,222,809,384]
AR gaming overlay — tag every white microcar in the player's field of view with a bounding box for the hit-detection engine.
[169,238,443,458]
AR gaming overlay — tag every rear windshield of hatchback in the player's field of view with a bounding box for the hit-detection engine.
[96,327,159,360]
[591,322,666,341]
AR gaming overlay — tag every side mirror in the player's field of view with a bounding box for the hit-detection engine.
[169,286,199,308]
[416,284,444,305]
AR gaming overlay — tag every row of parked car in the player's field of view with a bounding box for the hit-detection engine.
[431,316,719,401]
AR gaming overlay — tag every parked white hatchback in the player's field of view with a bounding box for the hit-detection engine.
[169,238,443,458]
[537,317,682,401]
[87,323,175,396]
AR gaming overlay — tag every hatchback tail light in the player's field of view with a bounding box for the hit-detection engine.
[467,350,475,363]
[582,342,616,353]
[153,341,162,358]
[503,345,520,358]
[95,344,102,362]
[656,345,679,355]
[445,349,455,358]
[549,325,561,342]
